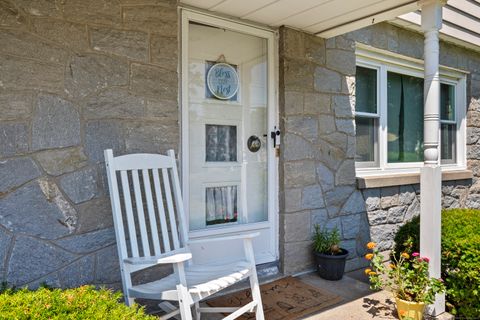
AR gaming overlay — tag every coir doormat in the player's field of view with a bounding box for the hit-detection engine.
[206,276,343,320]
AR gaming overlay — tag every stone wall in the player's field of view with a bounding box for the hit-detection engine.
[0,0,179,288]
[278,22,480,275]
[347,23,480,253]
[278,27,371,274]
[2,0,480,286]
[361,180,472,252]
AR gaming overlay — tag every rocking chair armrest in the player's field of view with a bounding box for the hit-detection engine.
[188,232,260,245]
[124,253,192,265]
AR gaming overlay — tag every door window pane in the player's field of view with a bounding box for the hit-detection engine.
[206,186,238,225]
[387,72,424,163]
[205,124,237,162]
[441,83,455,121]
[355,117,376,162]
[355,67,377,114]
[441,124,456,163]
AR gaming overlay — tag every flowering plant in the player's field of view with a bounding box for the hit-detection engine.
[364,239,445,304]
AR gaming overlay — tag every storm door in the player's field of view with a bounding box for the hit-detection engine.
[181,10,277,264]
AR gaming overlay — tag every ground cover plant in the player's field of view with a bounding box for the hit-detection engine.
[0,285,155,319]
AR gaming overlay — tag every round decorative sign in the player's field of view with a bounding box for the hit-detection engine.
[207,63,239,100]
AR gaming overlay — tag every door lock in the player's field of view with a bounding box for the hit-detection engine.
[270,126,281,148]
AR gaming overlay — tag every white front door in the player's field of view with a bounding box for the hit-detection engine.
[181,10,277,265]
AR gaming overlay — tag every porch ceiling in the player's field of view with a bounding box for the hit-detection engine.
[180,0,419,37]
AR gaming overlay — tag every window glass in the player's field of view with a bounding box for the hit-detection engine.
[440,83,455,121]
[354,55,464,171]
[355,67,377,114]
[206,186,238,225]
[387,72,424,163]
[441,124,456,163]
[440,83,456,163]
[205,124,237,162]
[355,117,376,162]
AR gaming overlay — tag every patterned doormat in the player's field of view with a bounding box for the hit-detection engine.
[206,276,343,320]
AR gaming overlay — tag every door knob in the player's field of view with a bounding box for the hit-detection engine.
[247,135,261,152]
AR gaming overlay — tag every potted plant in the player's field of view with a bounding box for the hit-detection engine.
[364,239,445,320]
[312,224,349,280]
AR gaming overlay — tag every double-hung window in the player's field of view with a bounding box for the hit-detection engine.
[355,47,466,175]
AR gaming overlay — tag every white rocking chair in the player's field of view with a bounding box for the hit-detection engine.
[104,149,264,320]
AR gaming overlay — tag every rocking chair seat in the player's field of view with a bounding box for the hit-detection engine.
[129,260,252,301]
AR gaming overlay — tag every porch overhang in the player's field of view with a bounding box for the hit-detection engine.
[180,0,420,38]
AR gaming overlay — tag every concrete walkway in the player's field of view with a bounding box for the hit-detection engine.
[298,271,398,320]
[202,270,399,319]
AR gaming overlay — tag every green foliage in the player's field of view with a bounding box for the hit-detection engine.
[0,285,155,320]
[392,215,420,261]
[365,239,445,304]
[393,209,480,317]
[312,224,341,254]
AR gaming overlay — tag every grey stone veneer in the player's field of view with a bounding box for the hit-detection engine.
[278,27,370,274]
[0,0,179,289]
[349,23,480,257]
[278,23,480,275]
[1,0,480,286]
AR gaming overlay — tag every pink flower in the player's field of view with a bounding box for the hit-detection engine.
[439,278,444,282]
[412,252,420,257]
[422,257,430,263]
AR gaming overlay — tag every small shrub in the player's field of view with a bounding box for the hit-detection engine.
[393,209,480,317]
[0,285,155,319]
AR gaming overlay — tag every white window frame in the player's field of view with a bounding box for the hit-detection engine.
[355,44,467,177]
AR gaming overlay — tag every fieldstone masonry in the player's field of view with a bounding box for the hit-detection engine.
[279,23,480,275]
[0,0,179,288]
[279,27,370,274]
[347,23,480,256]
[1,0,480,288]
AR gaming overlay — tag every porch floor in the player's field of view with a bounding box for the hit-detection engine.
[144,268,454,319]
[146,269,401,319]
[201,269,401,319]
[298,271,397,319]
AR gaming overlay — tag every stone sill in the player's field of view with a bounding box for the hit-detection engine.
[357,169,473,189]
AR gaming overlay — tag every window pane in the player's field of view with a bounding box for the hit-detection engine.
[206,185,238,225]
[441,124,456,163]
[355,116,376,162]
[205,124,237,162]
[441,83,455,121]
[387,72,424,163]
[355,66,377,114]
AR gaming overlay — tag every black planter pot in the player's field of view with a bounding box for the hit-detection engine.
[314,248,349,280]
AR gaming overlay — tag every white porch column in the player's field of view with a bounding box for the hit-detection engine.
[420,0,446,316]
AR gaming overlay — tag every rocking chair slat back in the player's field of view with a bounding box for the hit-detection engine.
[142,169,162,256]
[131,169,151,256]
[105,150,187,266]
[152,169,172,252]
[120,170,139,257]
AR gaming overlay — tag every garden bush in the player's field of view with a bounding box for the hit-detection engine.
[393,209,480,318]
[0,285,155,319]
